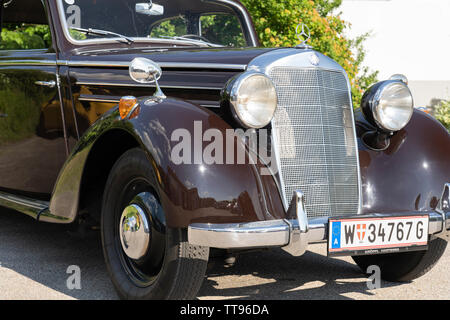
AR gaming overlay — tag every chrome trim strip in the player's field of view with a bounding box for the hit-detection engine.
[0,191,69,223]
[58,60,247,71]
[75,81,222,90]
[0,191,48,212]
[78,96,121,103]
[270,122,288,210]
[55,74,70,156]
[126,103,140,120]
[1,59,246,71]
[0,60,57,66]
[200,104,220,108]
[342,70,364,216]
[77,96,221,107]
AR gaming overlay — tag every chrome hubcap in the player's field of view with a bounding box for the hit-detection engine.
[120,204,150,260]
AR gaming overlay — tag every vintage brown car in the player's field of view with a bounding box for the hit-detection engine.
[0,0,449,300]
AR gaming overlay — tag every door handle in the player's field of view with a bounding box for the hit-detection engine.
[35,80,56,88]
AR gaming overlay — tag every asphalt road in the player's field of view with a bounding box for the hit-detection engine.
[0,208,448,300]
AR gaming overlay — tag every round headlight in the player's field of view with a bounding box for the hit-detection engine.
[228,73,277,128]
[363,81,414,132]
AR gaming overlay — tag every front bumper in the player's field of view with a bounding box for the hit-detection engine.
[188,183,450,256]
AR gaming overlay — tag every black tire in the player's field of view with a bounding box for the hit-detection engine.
[101,148,209,300]
[352,237,447,282]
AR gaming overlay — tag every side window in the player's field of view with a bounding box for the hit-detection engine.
[150,16,188,38]
[0,1,52,50]
[200,14,245,47]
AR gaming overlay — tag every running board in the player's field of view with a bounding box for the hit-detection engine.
[0,191,69,223]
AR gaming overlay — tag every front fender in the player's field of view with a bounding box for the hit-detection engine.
[49,98,285,227]
[357,109,450,214]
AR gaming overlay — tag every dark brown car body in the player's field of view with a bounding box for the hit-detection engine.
[0,0,449,230]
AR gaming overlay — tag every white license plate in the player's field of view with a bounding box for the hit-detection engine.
[328,215,429,256]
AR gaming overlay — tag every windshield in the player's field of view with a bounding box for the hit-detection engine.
[58,0,251,47]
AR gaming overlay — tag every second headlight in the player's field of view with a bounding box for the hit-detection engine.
[226,72,278,129]
[362,80,414,132]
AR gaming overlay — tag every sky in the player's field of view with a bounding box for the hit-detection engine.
[340,0,450,81]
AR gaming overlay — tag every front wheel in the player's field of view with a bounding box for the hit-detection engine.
[352,237,447,282]
[101,148,209,299]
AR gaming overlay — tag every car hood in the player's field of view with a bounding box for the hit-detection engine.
[69,47,276,69]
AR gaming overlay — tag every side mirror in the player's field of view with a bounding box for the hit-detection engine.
[129,58,166,100]
[136,2,164,16]
[130,57,162,83]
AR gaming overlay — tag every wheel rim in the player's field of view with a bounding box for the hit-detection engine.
[115,178,166,288]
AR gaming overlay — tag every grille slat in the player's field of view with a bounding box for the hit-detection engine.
[270,67,360,219]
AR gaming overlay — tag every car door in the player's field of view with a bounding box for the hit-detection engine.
[0,0,67,199]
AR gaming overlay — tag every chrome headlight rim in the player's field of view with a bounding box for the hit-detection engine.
[363,80,414,132]
[226,71,278,129]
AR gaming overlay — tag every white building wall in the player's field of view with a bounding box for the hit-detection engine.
[340,0,450,107]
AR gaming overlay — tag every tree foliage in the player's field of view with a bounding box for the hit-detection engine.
[200,15,246,47]
[0,23,51,50]
[150,14,246,47]
[435,100,450,131]
[240,0,378,106]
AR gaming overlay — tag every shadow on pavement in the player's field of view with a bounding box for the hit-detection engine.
[198,248,401,300]
[0,208,403,300]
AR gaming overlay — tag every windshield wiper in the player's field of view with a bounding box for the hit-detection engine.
[70,27,134,45]
[159,35,222,48]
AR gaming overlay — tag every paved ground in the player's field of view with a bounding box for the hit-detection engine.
[0,208,448,300]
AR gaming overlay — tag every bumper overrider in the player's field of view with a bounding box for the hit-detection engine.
[188,183,450,256]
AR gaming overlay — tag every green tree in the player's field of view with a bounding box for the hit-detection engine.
[200,14,246,47]
[150,17,187,38]
[0,23,51,50]
[241,0,378,107]
[150,14,245,47]
[435,100,450,131]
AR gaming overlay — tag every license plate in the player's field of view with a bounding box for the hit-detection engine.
[328,215,429,256]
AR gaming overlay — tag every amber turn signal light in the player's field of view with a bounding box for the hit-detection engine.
[119,96,139,119]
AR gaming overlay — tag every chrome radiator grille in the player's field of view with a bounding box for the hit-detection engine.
[269,67,360,219]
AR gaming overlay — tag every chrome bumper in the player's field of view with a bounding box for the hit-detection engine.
[188,183,450,256]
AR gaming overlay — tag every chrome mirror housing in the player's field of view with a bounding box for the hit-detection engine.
[135,1,164,16]
[130,57,162,83]
[129,57,166,100]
